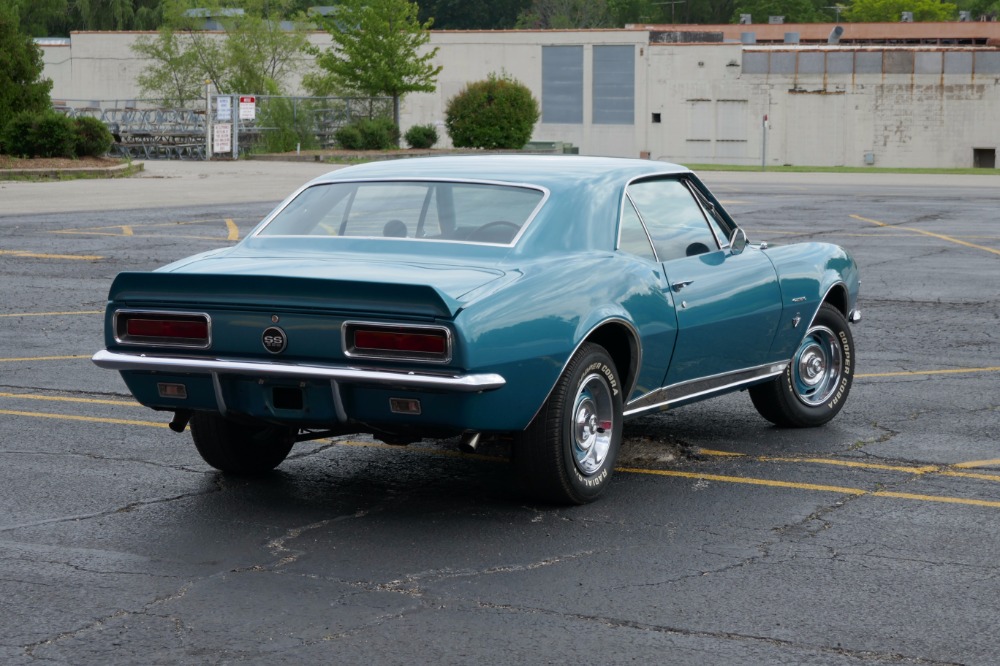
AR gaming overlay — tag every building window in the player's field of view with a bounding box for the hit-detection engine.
[542,45,583,124]
[593,45,635,125]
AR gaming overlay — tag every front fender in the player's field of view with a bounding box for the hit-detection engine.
[764,242,860,361]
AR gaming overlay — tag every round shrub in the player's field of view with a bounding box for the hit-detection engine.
[445,73,539,149]
[31,112,77,157]
[333,123,363,150]
[404,124,438,149]
[334,117,400,151]
[73,116,114,157]
[2,110,76,157]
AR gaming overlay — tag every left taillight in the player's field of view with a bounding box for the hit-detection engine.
[114,310,211,348]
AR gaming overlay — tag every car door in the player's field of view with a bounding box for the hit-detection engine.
[626,177,782,388]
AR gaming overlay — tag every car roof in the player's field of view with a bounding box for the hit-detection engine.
[310,155,691,190]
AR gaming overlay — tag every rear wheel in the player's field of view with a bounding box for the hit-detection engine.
[750,303,854,427]
[513,343,623,504]
[189,412,296,475]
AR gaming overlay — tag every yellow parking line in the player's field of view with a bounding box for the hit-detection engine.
[620,467,1000,509]
[857,367,1000,378]
[0,392,137,406]
[954,458,1000,469]
[618,467,865,495]
[226,219,239,241]
[0,250,103,261]
[3,405,1000,508]
[0,310,102,318]
[852,214,1000,257]
[870,490,1000,509]
[759,456,938,474]
[0,409,168,428]
[0,354,90,362]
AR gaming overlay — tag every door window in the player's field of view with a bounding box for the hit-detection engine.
[626,179,720,262]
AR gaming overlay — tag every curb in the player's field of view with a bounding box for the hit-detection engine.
[0,161,144,180]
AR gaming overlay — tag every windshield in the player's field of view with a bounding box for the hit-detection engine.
[256,180,546,245]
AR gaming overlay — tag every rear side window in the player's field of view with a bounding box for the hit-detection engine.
[626,178,720,262]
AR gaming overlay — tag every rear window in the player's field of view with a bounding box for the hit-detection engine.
[257,180,546,245]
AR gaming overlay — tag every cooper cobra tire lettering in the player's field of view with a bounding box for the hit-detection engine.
[749,303,855,428]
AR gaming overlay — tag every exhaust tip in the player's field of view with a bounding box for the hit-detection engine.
[459,431,481,454]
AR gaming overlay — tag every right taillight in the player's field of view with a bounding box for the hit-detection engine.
[344,322,451,363]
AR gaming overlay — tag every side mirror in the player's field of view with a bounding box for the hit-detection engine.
[730,227,748,255]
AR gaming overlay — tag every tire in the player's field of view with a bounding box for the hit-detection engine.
[513,343,624,504]
[189,412,296,475]
[750,303,854,427]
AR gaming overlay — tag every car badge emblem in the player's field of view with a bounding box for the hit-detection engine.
[262,326,287,354]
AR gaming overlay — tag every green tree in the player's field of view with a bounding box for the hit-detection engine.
[132,27,204,106]
[417,0,531,29]
[13,0,70,37]
[305,0,442,126]
[0,4,53,138]
[845,0,957,21]
[132,0,311,103]
[516,0,616,28]
[730,0,828,22]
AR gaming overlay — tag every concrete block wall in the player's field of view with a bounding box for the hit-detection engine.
[39,31,1000,168]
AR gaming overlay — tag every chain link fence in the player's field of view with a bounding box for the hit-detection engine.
[53,96,393,160]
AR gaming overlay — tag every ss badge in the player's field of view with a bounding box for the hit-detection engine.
[262,326,287,354]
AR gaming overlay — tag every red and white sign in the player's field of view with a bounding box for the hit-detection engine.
[239,96,256,120]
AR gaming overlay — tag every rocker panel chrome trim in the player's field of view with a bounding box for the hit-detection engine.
[624,361,789,417]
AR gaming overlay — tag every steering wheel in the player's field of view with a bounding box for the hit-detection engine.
[466,220,520,243]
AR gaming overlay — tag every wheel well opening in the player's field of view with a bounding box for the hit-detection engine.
[824,284,849,316]
[586,323,637,397]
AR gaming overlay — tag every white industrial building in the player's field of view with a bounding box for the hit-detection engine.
[39,23,1000,168]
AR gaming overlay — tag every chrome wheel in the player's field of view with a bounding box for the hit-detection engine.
[571,373,614,475]
[791,325,843,407]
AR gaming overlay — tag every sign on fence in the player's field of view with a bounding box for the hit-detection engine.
[213,123,232,153]
[216,96,232,121]
[239,96,256,121]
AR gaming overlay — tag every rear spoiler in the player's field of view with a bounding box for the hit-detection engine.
[107,272,462,319]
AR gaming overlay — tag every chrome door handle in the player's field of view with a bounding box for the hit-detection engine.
[670,280,694,292]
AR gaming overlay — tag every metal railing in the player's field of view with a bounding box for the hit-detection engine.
[53,96,394,160]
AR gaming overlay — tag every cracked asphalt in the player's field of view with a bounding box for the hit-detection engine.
[1,162,999,664]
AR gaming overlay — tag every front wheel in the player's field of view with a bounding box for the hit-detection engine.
[513,343,624,504]
[189,412,296,475]
[750,303,854,427]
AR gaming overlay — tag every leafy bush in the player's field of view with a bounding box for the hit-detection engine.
[404,123,438,149]
[333,123,364,150]
[445,72,539,149]
[73,116,114,157]
[257,97,319,154]
[2,111,76,157]
[334,117,400,150]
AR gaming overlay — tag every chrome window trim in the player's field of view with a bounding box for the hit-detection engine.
[617,192,659,261]
[342,320,454,364]
[112,309,212,350]
[251,178,551,248]
[624,361,789,417]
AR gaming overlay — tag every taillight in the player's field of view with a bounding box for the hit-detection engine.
[344,322,450,363]
[114,311,211,348]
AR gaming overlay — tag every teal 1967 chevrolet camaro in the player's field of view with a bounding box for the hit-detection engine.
[93,156,860,504]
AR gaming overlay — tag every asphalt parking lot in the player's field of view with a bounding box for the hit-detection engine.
[1,160,999,664]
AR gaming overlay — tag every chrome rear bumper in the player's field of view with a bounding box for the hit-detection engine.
[92,349,506,393]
